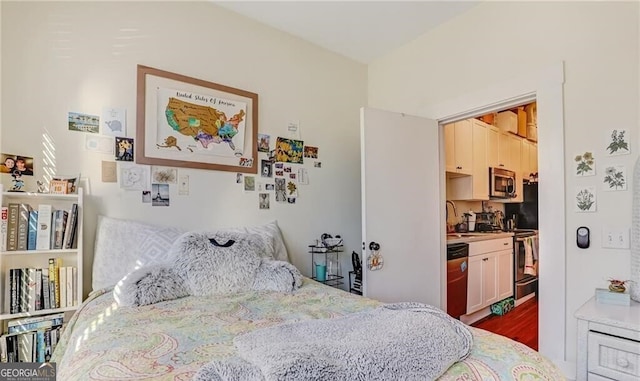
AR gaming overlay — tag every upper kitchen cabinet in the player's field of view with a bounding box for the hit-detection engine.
[486,124,500,169]
[445,120,473,176]
[447,119,489,201]
[521,139,538,180]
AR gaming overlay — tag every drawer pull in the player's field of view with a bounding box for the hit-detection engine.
[616,358,629,368]
[503,242,509,245]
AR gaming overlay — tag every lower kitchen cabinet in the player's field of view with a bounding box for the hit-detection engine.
[467,238,514,315]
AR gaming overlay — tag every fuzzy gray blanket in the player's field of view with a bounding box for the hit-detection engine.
[194,302,473,381]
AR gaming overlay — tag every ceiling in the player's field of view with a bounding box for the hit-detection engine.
[213,1,479,64]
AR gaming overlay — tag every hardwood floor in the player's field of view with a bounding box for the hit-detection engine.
[471,297,538,351]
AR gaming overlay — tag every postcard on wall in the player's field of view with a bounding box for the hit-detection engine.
[602,165,627,191]
[606,129,630,156]
[85,135,114,155]
[275,178,286,202]
[259,193,270,210]
[244,176,255,192]
[298,168,309,185]
[258,134,270,153]
[152,183,170,206]
[314,161,322,168]
[101,161,117,183]
[575,186,596,212]
[69,111,100,134]
[287,121,300,139]
[152,166,178,184]
[275,137,304,164]
[115,137,134,161]
[265,183,274,191]
[303,146,318,159]
[239,157,254,168]
[286,180,298,198]
[261,160,272,178]
[236,173,243,184]
[574,151,595,176]
[119,163,150,191]
[178,175,189,195]
[102,107,126,137]
[142,190,151,203]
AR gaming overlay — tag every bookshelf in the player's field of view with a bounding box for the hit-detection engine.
[0,184,83,329]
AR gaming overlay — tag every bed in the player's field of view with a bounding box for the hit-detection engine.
[51,217,566,380]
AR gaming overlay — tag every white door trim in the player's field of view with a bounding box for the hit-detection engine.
[423,62,571,376]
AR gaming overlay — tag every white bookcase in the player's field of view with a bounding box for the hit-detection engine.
[0,184,83,327]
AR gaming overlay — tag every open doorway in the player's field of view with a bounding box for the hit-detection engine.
[444,102,539,351]
[430,61,568,374]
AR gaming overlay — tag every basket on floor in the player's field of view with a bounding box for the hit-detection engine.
[490,297,515,316]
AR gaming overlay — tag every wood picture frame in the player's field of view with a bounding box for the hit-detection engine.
[136,65,258,173]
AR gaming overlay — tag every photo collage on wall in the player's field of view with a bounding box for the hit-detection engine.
[240,123,322,209]
[574,129,631,213]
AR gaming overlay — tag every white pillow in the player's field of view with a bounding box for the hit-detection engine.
[92,217,290,291]
[219,220,289,263]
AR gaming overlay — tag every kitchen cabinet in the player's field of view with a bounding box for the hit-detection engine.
[487,125,500,169]
[447,120,489,201]
[467,237,514,315]
[444,119,473,175]
[521,139,538,180]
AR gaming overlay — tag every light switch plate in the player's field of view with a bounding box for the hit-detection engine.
[602,227,629,249]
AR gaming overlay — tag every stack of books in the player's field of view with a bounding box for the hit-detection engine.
[0,313,64,362]
[595,288,631,306]
[1,203,78,251]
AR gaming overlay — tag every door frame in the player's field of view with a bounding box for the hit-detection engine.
[423,62,570,375]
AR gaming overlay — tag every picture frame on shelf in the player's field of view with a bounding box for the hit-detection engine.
[136,65,259,174]
[49,175,79,194]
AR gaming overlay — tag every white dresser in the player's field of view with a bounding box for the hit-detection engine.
[575,297,640,381]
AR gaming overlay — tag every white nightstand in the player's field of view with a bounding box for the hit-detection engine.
[575,296,640,381]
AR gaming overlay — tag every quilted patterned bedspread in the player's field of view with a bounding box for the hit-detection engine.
[51,279,565,380]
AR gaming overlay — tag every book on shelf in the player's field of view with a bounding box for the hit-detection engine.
[63,203,78,250]
[7,313,64,334]
[27,210,38,251]
[42,269,50,311]
[1,206,7,252]
[7,263,76,313]
[35,205,52,251]
[6,203,19,251]
[16,204,32,251]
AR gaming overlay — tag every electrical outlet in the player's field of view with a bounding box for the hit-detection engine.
[602,227,629,249]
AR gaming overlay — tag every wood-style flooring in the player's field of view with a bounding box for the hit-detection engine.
[471,297,538,351]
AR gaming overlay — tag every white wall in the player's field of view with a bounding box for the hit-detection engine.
[0,2,367,296]
[368,1,638,373]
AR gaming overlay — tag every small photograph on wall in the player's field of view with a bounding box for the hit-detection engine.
[602,165,627,191]
[1,153,34,176]
[115,137,134,161]
[236,173,243,184]
[119,163,150,191]
[239,157,253,168]
[68,111,99,134]
[275,137,304,164]
[258,134,270,153]
[261,160,272,178]
[275,178,286,202]
[314,161,322,168]
[265,183,274,191]
[152,183,170,206]
[574,151,595,176]
[244,176,255,191]
[102,107,126,137]
[303,146,318,159]
[606,129,630,156]
[575,186,596,212]
[286,180,298,198]
[259,193,270,209]
[152,166,177,184]
[142,190,151,203]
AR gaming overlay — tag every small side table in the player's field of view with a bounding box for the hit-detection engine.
[309,245,344,289]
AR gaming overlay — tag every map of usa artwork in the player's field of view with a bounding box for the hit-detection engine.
[156,88,247,158]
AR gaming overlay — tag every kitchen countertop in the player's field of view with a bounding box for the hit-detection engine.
[446,232,514,244]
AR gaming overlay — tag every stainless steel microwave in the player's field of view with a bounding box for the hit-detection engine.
[489,167,516,199]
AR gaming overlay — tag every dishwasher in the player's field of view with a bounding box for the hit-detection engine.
[446,242,469,320]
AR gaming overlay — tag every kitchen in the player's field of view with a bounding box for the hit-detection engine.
[445,102,539,350]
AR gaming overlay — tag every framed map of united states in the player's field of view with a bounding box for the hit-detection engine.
[136,65,258,174]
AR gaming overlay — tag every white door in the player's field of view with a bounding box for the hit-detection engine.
[360,107,441,306]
